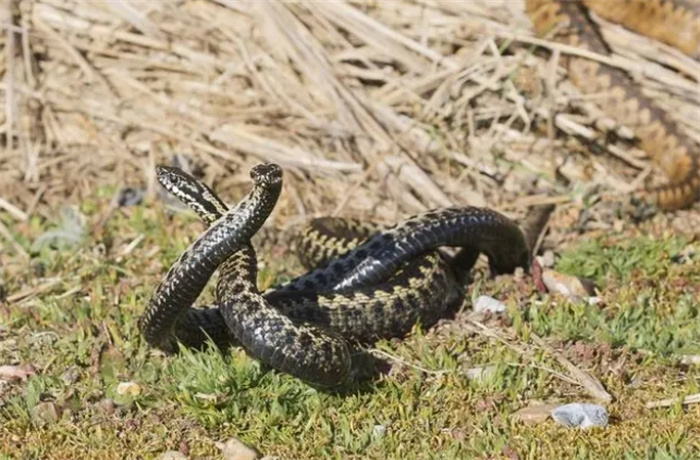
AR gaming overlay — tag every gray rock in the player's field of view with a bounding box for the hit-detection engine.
[551,403,608,429]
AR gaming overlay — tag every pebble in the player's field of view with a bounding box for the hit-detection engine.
[0,364,36,382]
[372,424,386,439]
[31,401,62,424]
[157,451,188,460]
[464,365,497,382]
[473,295,507,314]
[117,187,145,207]
[541,269,597,302]
[60,366,81,384]
[551,403,608,429]
[96,398,117,416]
[216,437,259,460]
[116,381,142,397]
[540,251,556,268]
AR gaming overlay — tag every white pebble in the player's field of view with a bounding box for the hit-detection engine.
[116,381,142,396]
[372,424,386,439]
[464,365,497,382]
[157,451,187,460]
[473,295,506,313]
[551,403,608,429]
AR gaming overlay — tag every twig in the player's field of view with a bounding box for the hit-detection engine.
[4,0,17,152]
[0,196,28,221]
[0,219,29,260]
[646,393,700,409]
[530,333,613,402]
[367,348,451,376]
[32,13,116,99]
[468,321,613,402]
[7,278,62,303]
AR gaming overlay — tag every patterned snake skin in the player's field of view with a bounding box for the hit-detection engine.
[526,0,700,209]
[139,165,530,386]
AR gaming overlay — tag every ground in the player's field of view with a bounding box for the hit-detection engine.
[1,1,699,459]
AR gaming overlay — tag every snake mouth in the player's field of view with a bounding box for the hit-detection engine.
[250,163,283,187]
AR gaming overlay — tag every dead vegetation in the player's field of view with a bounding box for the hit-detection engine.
[1,0,698,234]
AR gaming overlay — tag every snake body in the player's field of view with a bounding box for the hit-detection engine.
[136,0,700,387]
[140,165,529,386]
[526,0,700,210]
[139,164,282,353]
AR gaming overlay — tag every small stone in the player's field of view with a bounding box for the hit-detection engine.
[676,245,696,263]
[157,451,188,460]
[464,365,497,382]
[60,366,81,384]
[216,437,259,460]
[593,117,616,134]
[116,381,142,397]
[372,424,386,439]
[31,401,62,424]
[117,187,145,207]
[679,355,700,365]
[96,398,117,415]
[540,251,556,268]
[473,295,507,314]
[445,427,466,441]
[511,402,559,424]
[541,269,596,301]
[551,403,608,429]
[616,125,635,140]
[0,364,36,382]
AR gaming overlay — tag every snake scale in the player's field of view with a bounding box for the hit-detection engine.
[139,165,530,386]
[526,0,700,210]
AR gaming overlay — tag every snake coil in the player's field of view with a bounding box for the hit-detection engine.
[139,165,530,386]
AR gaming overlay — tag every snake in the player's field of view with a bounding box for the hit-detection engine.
[525,0,700,210]
[139,165,530,386]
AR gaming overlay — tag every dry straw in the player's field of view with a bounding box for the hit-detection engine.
[1,0,698,225]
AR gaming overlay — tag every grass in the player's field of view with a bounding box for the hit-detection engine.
[1,194,699,460]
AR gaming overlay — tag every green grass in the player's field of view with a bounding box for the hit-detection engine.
[1,195,699,460]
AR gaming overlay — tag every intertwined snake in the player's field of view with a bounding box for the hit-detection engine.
[526,0,700,210]
[138,0,700,387]
[139,164,530,386]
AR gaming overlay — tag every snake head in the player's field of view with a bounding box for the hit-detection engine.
[250,163,283,188]
[156,165,205,199]
[489,245,531,276]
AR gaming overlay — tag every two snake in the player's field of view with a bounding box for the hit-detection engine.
[139,165,530,386]
[140,0,699,386]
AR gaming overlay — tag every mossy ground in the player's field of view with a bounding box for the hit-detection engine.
[1,192,699,460]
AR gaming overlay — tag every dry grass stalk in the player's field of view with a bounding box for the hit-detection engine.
[0,0,697,227]
[467,320,613,402]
